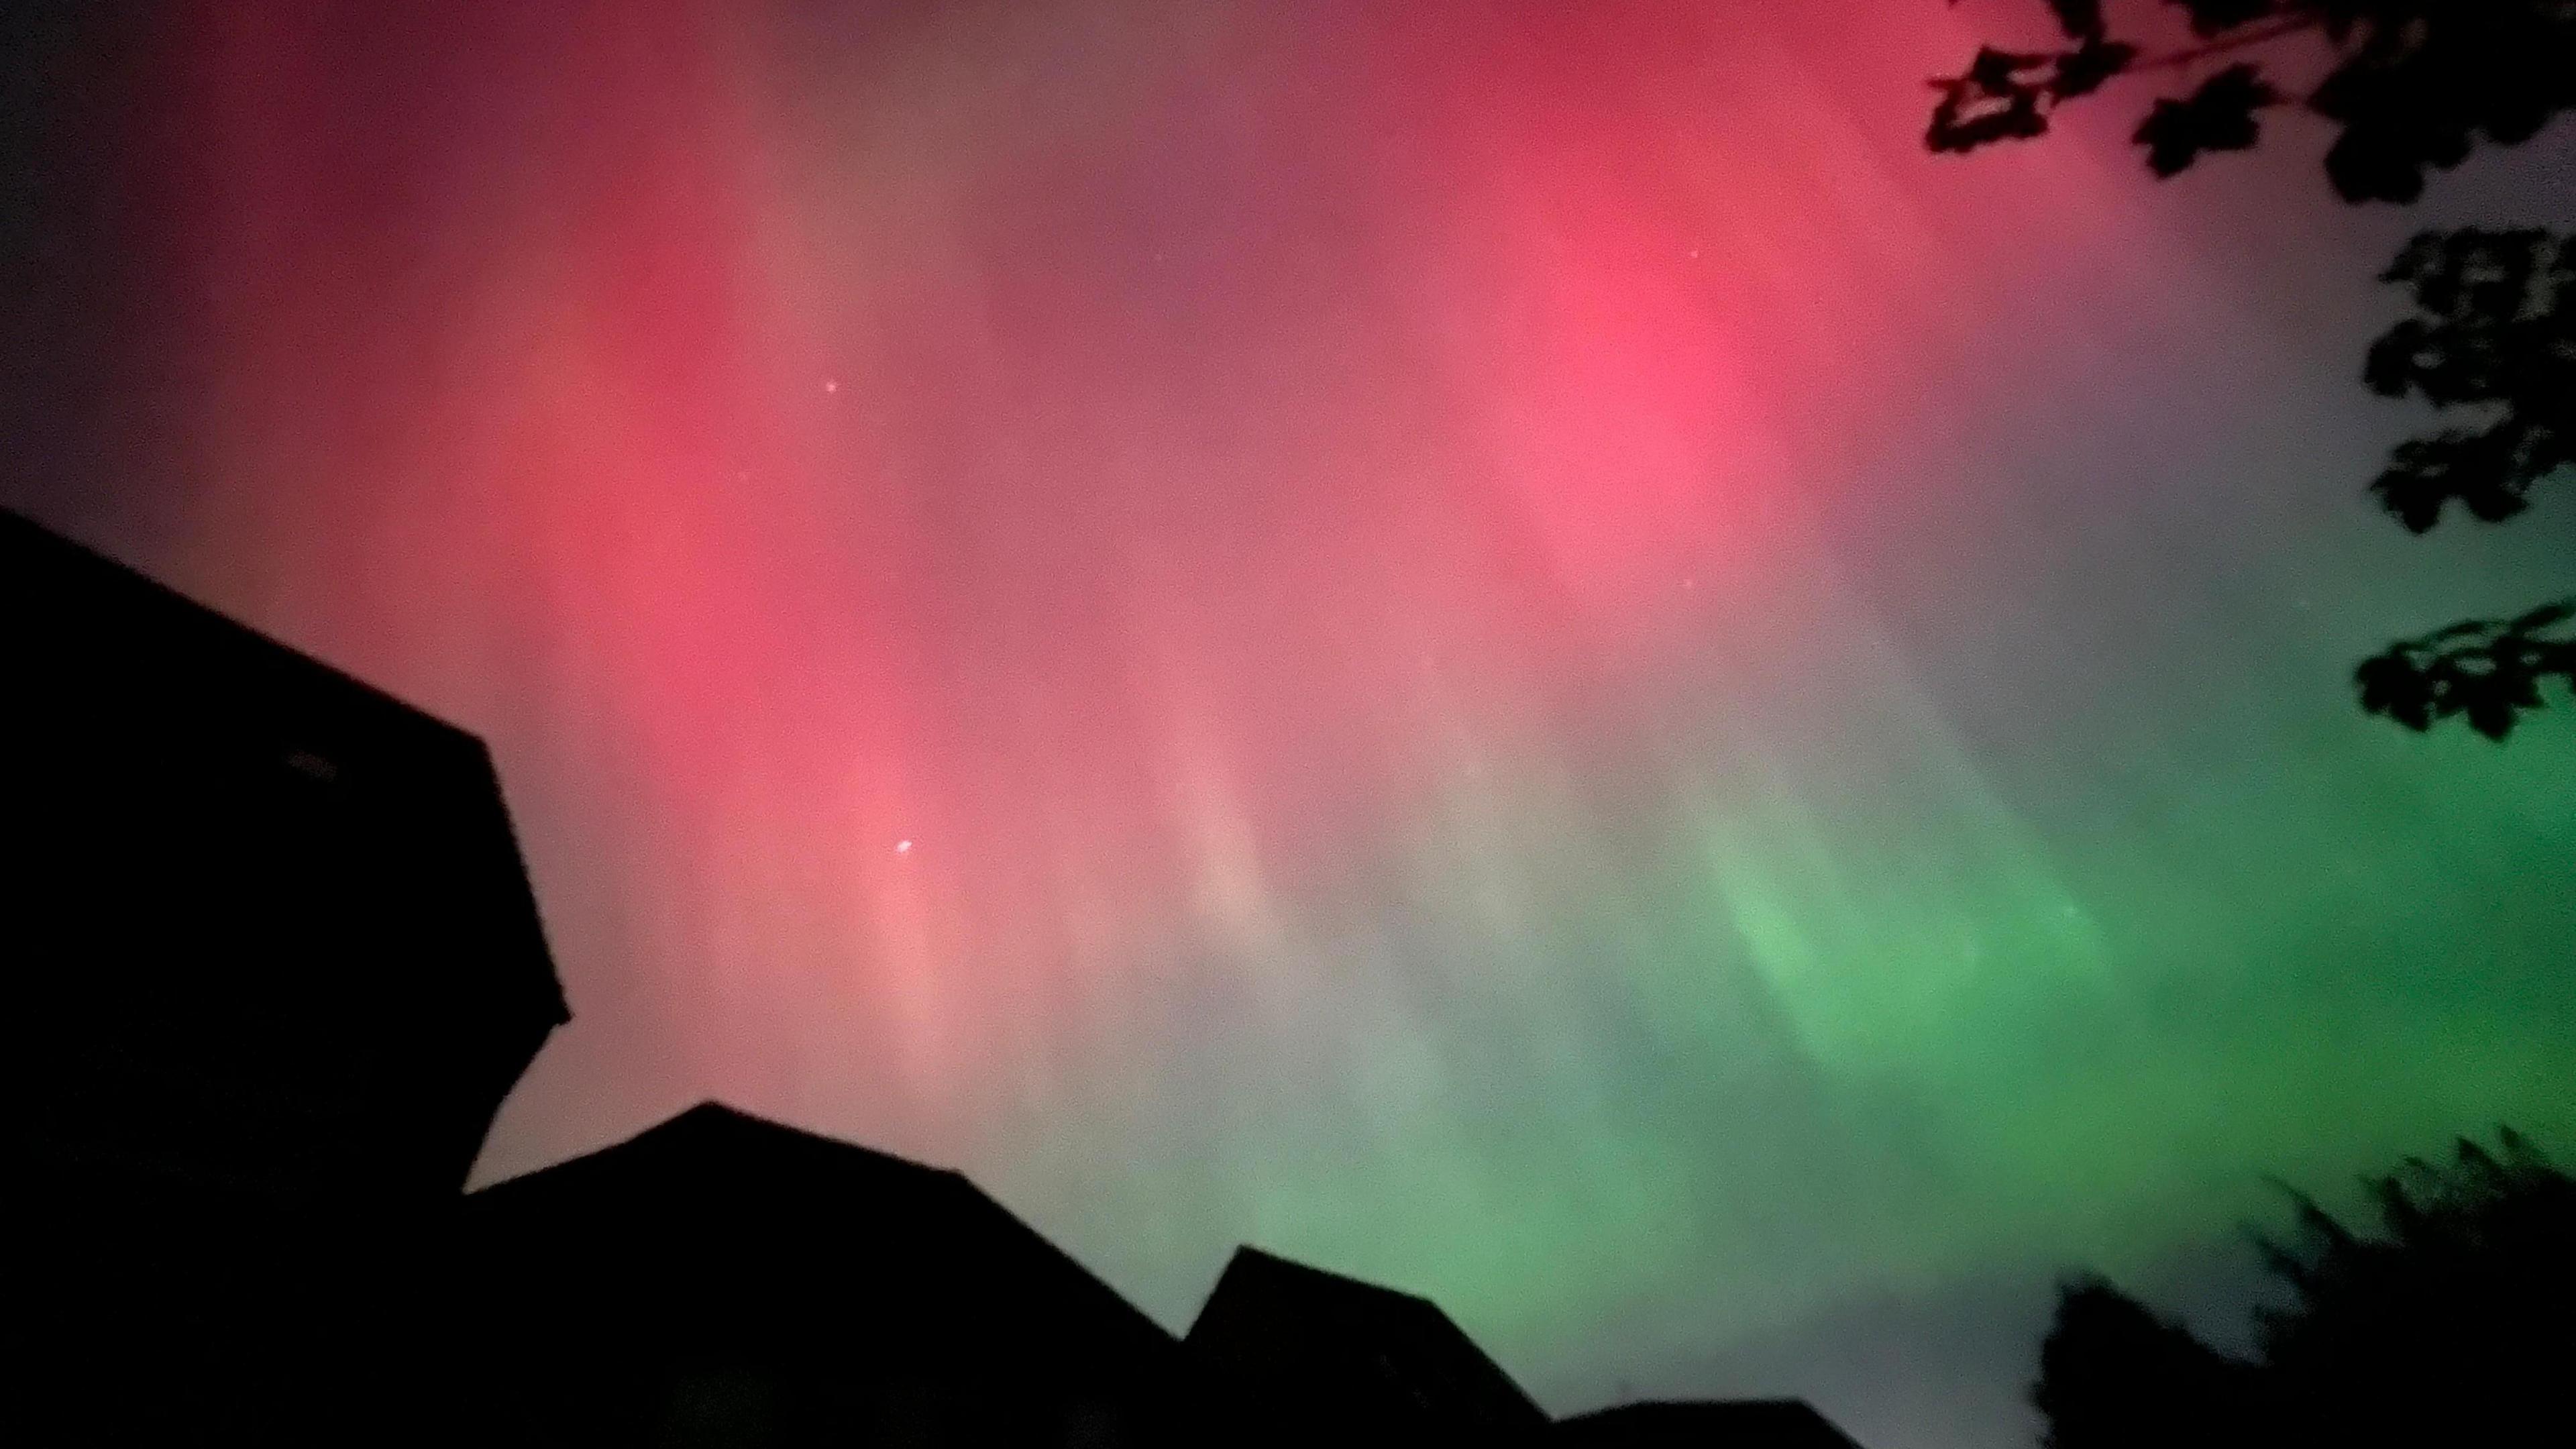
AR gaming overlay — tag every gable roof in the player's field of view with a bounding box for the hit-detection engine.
[1187,1244,1548,1435]
[1193,1245,1465,1346]
[464,1101,1176,1366]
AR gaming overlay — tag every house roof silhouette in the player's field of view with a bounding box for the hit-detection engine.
[466,1100,1171,1346]
[8,506,571,1444]
[9,507,570,1208]
[1186,1244,1550,1442]
[4,508,1878,1448]
[458,1101,1195,1446]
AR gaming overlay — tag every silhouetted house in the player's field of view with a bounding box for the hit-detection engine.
[7,508,570,1443]
[1552,1398,1868,1448]
[1185,1244,1552,1444]
[455,1101,1199,1446]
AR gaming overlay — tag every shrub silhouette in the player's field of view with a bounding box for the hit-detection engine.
[2031,1277,2261,1449]
[2033,1131,2576,1448]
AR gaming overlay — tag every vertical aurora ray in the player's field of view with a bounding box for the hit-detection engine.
[7,3,2573,1445]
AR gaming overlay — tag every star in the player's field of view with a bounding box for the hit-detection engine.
[895,839,913,854]
[823,378,840,394]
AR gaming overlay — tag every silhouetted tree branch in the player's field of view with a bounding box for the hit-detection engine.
[1931,2,2576,203]
[1927,3,2576,741]
[2355,598,2576,740]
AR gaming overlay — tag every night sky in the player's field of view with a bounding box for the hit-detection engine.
[7,3,2573,1446]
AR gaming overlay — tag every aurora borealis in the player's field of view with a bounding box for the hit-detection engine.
[5,2,2573,1444]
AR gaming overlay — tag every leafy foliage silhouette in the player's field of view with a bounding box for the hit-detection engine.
[2031,1279,2259,1449]
[1928,3,2576,739]
[2355,599,2575,740]
[2033,1132,2576,1448]
[2135,64,2278,175]
[2363,229,2573,533]
[1931,1,2576,203]
[2250,1130,2576,1444]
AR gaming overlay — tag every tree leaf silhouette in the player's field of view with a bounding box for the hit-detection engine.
[2353,598,2576,741]
[2133,64,2281,176]
[1925,4,2576,201]
[2047,0,2109,42]
[2361,230,2571,531]
[1920,5,2576,739]
[2053,38,2139,100]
